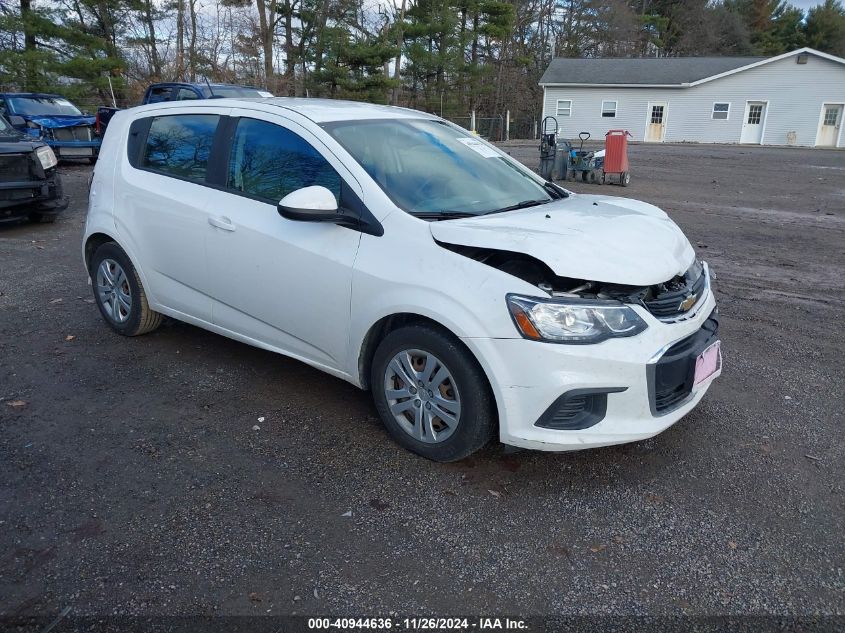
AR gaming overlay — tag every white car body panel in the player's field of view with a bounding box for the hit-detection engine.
[430,195,695,286]
[204,107,364,370]
[83,97,720,454]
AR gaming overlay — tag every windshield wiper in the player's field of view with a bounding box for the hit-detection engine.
[480,199,552,216]
[544,181,568,198]
[411,211,476,221]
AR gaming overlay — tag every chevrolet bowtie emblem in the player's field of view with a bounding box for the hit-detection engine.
[678,294,698,312]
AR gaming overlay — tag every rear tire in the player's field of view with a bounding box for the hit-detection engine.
[89,242,162,336]
[371,325,496,462]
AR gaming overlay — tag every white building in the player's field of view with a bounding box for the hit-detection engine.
[539,47,845,148]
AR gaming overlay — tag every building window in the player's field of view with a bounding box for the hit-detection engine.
[823,107,839,126]
[556,100,572,117]
[601,101,617,118]
[747,104,763,125]
[712,103,730,120]
[650,105,664,124]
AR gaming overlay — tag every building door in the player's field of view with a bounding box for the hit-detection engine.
[815,104,843,147]
[740,101,767,144]
[645,102,667,142]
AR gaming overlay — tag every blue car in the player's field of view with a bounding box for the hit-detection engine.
[0,93,101,163]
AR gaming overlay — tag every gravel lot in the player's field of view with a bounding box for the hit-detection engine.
[1,142,844,628]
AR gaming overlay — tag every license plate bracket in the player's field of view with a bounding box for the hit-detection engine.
[60,147,93,157]
[694,340,721,387]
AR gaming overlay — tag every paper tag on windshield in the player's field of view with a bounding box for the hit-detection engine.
[456,136,500,158]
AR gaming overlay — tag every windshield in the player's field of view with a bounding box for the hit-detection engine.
[9,96,82,116]
[325,119,554,216]
[207,86,267,98]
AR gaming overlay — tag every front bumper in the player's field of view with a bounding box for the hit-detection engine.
[44,140,101,159]
[462,275,720,452]
[0,172,69,219]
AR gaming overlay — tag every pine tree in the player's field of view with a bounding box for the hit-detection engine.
[804,0,845,56]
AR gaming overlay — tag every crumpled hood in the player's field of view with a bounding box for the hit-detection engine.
[429,194,695,286]
[25,115,95,129]
[0,138,40,153]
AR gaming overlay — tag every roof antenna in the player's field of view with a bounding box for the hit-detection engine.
[205,78,215,97]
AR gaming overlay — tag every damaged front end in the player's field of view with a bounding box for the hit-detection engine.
[0,146,69,222]
[440,243,709,323]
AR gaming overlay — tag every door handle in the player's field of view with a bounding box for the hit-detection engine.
[208,216,236,231]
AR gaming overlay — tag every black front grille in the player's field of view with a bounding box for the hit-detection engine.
[52,126,93,142]
[654,382,691,412]
[644,267,707,319]
[0,154,32,182]
[650,311,719,414]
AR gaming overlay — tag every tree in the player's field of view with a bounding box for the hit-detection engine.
[723,0,806,55]
[804,0,845,56]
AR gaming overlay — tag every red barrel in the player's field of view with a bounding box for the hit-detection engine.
[604,130,631,174]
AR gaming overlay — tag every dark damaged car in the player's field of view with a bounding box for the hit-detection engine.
[0,93,101,163]
[0,114,68,223]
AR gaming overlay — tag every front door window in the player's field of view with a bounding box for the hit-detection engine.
[226,118,341,204]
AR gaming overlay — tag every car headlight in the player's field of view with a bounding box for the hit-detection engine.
[506,294,648,344]
[35,146,58,170]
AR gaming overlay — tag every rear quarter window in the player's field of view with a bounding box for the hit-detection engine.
[141,114,219,182]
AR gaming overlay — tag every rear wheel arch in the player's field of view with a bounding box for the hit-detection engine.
[84,232,118,272]
[85,233,159,312]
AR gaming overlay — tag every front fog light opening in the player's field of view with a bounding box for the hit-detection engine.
[535,387,628,430]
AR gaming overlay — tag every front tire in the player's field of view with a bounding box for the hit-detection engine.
[89,242,162,336]
[371,325,496,462]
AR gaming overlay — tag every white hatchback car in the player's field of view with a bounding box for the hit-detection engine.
[83,98,721,461]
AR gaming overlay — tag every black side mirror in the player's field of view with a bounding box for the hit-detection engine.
[8,115,25,127]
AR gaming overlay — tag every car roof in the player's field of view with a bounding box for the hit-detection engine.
[0,93,65,99]
[151,82,261,90]
[132,97,437,124]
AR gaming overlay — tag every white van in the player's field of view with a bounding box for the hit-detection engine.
[83,98,721,461]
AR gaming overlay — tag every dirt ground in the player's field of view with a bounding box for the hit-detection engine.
[1,141,844,628]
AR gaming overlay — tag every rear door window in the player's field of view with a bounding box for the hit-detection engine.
[226,118,341,203]
[146,86,174,103]
[142,114,219,183]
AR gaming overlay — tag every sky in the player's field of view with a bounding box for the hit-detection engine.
[791,0,824,8]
